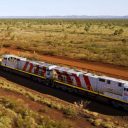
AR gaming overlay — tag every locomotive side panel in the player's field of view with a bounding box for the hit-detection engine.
[82,74,98,91]
[97,78,124,95]
[1,54,128,104]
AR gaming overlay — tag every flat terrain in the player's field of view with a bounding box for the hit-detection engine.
[0,19,128,128]
[0,19,128,67]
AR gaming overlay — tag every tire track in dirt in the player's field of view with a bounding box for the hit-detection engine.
[0,48,128,80]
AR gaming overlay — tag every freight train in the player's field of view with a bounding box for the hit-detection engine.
[1,54,128,109]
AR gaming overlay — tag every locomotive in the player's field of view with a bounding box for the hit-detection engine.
[1,54,128,108]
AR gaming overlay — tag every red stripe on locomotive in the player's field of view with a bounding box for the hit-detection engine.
[34,65,39,74]
[54,69,63,81]
[42,67,46,77]
[28,63,34,73]
[83,75,93,90]
[23,61,29,71]
[63,71,72,84]
[71,73,82,87]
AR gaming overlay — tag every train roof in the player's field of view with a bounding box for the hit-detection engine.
[30,61,57,70]
[38,62,57,69]
[54,66,84,76]
[97,75,128,84]
[3,54,26,60]
[85,72,99,78]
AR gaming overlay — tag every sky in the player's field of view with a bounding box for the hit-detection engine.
[0,0,128,16]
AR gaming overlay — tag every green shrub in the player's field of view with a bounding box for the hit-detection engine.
[0,116,12,128]
[63,105,78,117]
[113,29,124,35]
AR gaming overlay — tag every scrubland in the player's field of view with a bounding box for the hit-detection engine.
[0,19,128,66]
[0,19,128,128]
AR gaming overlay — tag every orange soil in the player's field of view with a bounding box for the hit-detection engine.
[0,80,92,128]
[1,48,128,80]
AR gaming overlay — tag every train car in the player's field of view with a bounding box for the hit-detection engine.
[52,65,128,102]
[1,54,57,78]
[1,54,128,108]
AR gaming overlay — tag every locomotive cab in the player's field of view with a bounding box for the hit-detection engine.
[2,54,26,69]
[2,54,18,69]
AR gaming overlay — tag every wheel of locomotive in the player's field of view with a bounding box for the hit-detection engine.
[73,88,78,94]
[67,87,73,93]
[37,78,43,83]
[1,66,6,71]
[61,85,67,91]
[5,67,9,71]
[122,104,128,111]
[54,83,61,89]
[111,101,120,108]
[50,81,55,87]
[31,76,38,81]
[0,66,3,70]
[49,80,54,87]
[45,78,51,86]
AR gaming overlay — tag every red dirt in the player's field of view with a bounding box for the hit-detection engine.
[1,48,128,80]
[0,87,92,128]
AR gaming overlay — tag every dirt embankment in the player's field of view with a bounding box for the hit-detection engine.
[0,48,128,80]
[0,81,91,128]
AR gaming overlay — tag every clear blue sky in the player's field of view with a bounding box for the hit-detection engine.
[0,0,128,16]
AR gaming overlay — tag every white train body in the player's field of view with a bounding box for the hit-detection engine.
[1,54,128,103]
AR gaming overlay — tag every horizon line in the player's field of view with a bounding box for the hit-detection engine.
[0,15,128,17]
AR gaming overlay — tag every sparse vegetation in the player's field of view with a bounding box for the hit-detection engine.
[0,79,81,118]
[0,19,128,66]
[113,28,124,35]
[0,78,125,128]
[0,97,73,128]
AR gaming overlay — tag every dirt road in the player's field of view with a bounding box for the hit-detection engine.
[0,48,128,80]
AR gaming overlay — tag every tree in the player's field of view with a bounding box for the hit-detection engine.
[118,29,124,35]
[84,26,90,33]
[113,29,124,35]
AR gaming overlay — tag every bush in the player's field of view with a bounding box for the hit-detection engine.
[15,114,36,128]
[122,39,127,44]
[113,30,119,35]
[113,29,124,35]
[63,105,78,117]
[0,116,12,128]
[84,26,90,32]
[101,121,114,128]
[118,28,124,34]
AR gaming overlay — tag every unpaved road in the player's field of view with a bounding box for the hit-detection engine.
[0,48,128,80]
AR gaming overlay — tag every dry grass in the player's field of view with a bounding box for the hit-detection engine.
[0,19,128,66]
[0,78,125,128]
[0,79,81,118]
[0,97,73,128]
[0,80,75,128]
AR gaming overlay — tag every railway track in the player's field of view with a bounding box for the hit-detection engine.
[0,66,128,119]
